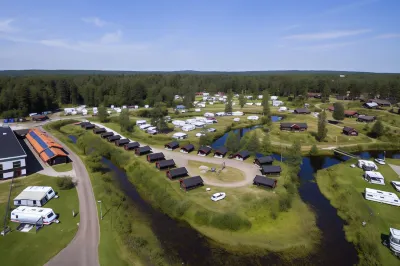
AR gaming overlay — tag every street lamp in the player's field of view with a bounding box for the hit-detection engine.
[97,200,103,220]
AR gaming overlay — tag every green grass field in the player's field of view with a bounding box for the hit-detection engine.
[0,174,79,266]
[52,163,73,172]
[316,159,400,265]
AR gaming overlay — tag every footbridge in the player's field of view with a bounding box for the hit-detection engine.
[333,149,360,159]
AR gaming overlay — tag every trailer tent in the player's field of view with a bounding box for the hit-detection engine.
[166,167,188,179]
[147,152,165,162]
[156,159,176,170]
[180,176,204,191]
[253,175,277,189]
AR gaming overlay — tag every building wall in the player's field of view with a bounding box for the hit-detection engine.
[0,158,26,179]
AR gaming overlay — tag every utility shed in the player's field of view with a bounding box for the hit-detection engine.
[93,127,106,134]
[254,156,274,166]
[261,165,282,176]
[166,167,188,179]
[198,146,212,156]
[156,159,176,170]
[107,135,121,142]
[101,132,114,138]
[253,175,277,188]
[180,176,204,191]
[147,152,165,162]
[135,146,152,155]
[214,146,228,158]
[124,142,140,150]
[164,141,179,150]
[115,139,130,146]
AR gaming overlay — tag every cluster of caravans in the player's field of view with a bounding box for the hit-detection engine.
[136,120,158,135]
[10,186,59,228]
[64,106,89,116]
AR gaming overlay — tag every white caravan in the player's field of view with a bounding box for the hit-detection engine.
[233,118,240,122]
[279,106,288,112]
[64,108,76,115]
[186,119,197,124]
[364,171,385,185]
[182,125,195,132]
[192,122,206,128]
[258,95,263,99]
[364,188,400,206]
[272,100,284,107]
[246,102,253,106]
[172,132,188,140]
[204,112,215,117]
[195,108,201,112]
[172,120,186,127]
[255,102,262,106]
[389,228,400,256]
[14,186,56,207]
[139,124,152,130]
[195,117,207,122]
[136,120,147,126]
[11,206,58,225]
[247,116,259,121]
[271,96,278,100]
[215,112,225,116]
[232,111,244,116]
[358,160,378,171]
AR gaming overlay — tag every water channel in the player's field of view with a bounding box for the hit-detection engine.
[67,134,400,265]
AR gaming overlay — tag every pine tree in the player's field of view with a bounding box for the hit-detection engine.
[310,144,318,156]
[370,120,384,138]
[332,102,345,120]
[239,94,246,108]
[317,110,328,141]
[225,89,233,113]
[98,105,108,122]
[247,132,260,154]
[260,133,272,155]
[225,131,239,152]
[262,90,271,125]
[119,109,133,132]
[285,140,302,168]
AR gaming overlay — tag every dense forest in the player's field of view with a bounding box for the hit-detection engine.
[0,71,399,118]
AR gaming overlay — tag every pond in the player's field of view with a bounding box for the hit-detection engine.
[68,133,400,265]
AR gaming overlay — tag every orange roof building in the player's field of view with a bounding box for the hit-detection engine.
[26,128,68,165]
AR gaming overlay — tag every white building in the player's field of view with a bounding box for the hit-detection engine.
[10,206,58,225]
[14,186,56,207]
[0,125,27,179]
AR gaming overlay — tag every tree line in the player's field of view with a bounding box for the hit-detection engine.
[1,72,399,117]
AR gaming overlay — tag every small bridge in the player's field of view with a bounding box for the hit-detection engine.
[333,149,360,159]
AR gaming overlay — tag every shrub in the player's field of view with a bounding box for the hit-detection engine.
[56,176,75,190]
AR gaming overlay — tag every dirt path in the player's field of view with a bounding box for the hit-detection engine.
[389,164,400,178]
[43,128,100,266]
[91,122,260,187]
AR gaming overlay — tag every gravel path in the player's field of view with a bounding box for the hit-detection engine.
[389,164,400,178]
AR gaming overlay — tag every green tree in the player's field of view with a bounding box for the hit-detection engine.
[183,93,193,111]
[310,144,318,156]
[262,90,271,125]
[225,89,233,113]
[260,133,272,155]
[246,132,260,154]
[317,110,328,141]
[199,134,212,146]
[150,103,169,132]
[98,105,108,123]
[119,109,133,132]
[285,140,302,168]
[370,120,384,138]
[332,102,345,120]
[225,131,240,152]
[238,94,246,108]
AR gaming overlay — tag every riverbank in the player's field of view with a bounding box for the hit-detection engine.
[315,158,400,265]
[53,120,321,260]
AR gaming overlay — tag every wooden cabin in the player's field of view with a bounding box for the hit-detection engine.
[343,127,358,136]
[107,135,121,142]
[93,127,106,134]
[197,146,212,156]
[164,141,179,150]
[254,155,274,166]
[166,167,188,179]
[232,150,250,161]
[156,159,176,170]
[261,165,282,176]
[147,152,165,162]
[214,147,228,158]
[280,123,308,131]
[115,139,130,146]
[180,176,204,191]
[293,108,311,114]
[253,175,277,189]
[180,144,194,153]
[101,132,114,139]
[344,110,358,118]
[357,116,376,123]
[124,141,140,150]
[135,146,152,155]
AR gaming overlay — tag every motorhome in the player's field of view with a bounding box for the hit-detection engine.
[10,206,58,225]
[172,132,188,140]
[364,188,400,206]
[182,125,196,132]
[364,171,385,185]
[358,160,378,171]
[14,186,56,207]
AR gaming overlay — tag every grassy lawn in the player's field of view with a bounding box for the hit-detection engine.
[52,163,73,172]
[316,158,400,265]
[187,160,246,183]
[0,174,79,266]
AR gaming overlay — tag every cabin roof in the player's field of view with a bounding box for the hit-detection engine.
[148,152,165,160]
[294,108,310,113]
[344,110,358,115]
[137,146,151,152]
[358,115,375,121]
[94,127,106,133]
[215,146,228,155]
[0,126,27,160]
[253,175,277,187]
[261,165,282,173]
[256,155,274,164]
[280,122,308,128]
[117,139,130,144]
[165,141,179,148]
[235,150,250,158]
[198,146,212,153]
[181,144,194,151]
[168,167,188,177]
[101,132,114,137]
[125,142,140,148]
[157,159,175,168]
[343,127,357,133]
[181,176,204,187]
[108,135,121,140]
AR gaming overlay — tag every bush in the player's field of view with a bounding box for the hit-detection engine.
[56,176,75,190]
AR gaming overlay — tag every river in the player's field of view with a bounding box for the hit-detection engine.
[67,134,400,265]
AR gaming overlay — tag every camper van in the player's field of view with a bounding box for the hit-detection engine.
[14,186,56,207]
[10,206,58,225]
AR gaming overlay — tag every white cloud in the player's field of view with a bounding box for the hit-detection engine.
[284,29,371,40]
[0,19,17,33]
[375,33,400,39]
[293,42,356,51]
[100,30,122,44]
[82,17,108,27]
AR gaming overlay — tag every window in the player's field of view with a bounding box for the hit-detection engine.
[33,200,37,205]
[47,213,54,218]
[16,200,21,205]
[16,215,18,219]
[48,190,54,195]
[0,163,3,171]
[13,161,21,168]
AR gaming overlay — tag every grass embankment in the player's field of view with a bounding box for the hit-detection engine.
[52,163,73,172]
[45,120,175,266]
[316,159,400,265]
[187,160,246,183]
[57,122,320,259]
[0,174,78,266]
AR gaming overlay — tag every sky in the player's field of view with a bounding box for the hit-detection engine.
[0,0,399,72]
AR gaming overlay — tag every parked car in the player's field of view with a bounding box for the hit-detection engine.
[375,158,386,165]
[211,192,226,202]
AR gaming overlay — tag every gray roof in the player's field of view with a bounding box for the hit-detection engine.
[0,126,26,160]
[14,190,47,201]
[294,108,310,113]
[280,123,308,128]
[261,165,282,174]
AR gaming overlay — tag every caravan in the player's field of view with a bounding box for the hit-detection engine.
[136,120,147,126]
[172,120,186,127]
[364,188,400,206]
[14,186,56,207]
[364,171,385,185]
[182,125,195,132]
[358,160,378,171]
[10,206,58,225]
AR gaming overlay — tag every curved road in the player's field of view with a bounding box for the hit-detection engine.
[43,128,100,266]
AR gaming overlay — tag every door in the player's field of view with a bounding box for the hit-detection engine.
[14,170,22,177]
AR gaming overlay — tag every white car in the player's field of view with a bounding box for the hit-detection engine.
[375,158,386,165]
[211,192,226,202]
[391,181,400,192]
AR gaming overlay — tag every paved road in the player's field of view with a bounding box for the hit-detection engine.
[43,128,100,266]
[92,122,261,187]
